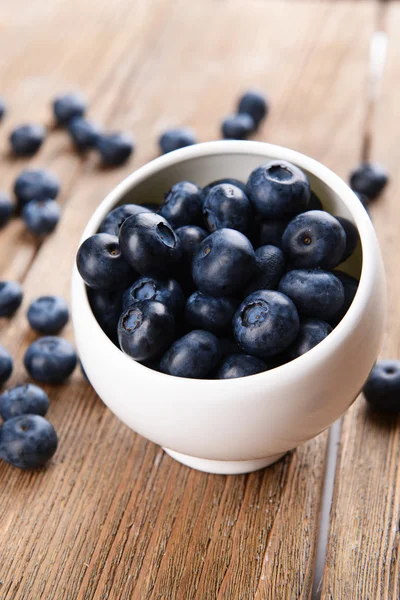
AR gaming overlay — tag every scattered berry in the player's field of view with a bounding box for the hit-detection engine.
[159,127,197,154]
[0,345,13,386]
[99,204,152,236]
[22,199,61,236]
[77,233,134,290]
[0,384,49,420]
[0,281,23,317]
[217,353,267,379]
[68,117,101,151]
[0,192,14,228]
[237,90,268,128]
[245,245,286,294]
[363,360,400,413]
[203,183,252,234]
[10,124,46,156]
[0,414,58,469]
[349,162,388,200]
[24,336,77,384]
[159,181,203,228]
[285,318,332,361]
[27,295,69,334]
[53,92,87,125]
[185,291,237,334]
[160,330,220,378]
[97,132,134,166]
[221,113,255,140]
[123,276,184,315]
[14,169,60,207]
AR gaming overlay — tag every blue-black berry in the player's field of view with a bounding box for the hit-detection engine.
[77,233,134,290]
[68,117,101,151]
[363,360,400,413]
[159,181,203,228]
[159,127,197,154]
[24,336,77,384]
[217,353,267,379]
[0,281,23,317]
[22,199,61,236]
[0,414,58,469]
[203,183,252,234]
[10,124,46,156]
[221,113,255,140]
[0,384,49,420]
[99,204,152,237]
[160,330,220,379]
[14,169,60,207]
[27,295,69,334]
[123,276,184,315]
[237,90,269,128]
[349,162,388,200]
[53,92,87,125]
[97,132,134,166]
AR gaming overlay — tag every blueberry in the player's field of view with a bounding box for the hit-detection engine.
[349,162,388,200]
[285,318,332,361]
[0,384,49,420]
[203,183,252,234]
[201,178,247,202]
[282,210,346,270]
[24,336,77,384]
[14,169,60,207]
[53,92,87,125]
[217,354,267,379]
[192,229,255,297]
[68,117,101,151]
[88,287,122,343]
[99,204,151,236]
[233,290,299,358]
[306,191,323,211]
[159,127,197,154]
[278,269,344,321]
[10,124,46,156]
[0,415,58,469]
[363,360,400,413]
[160,330,220,379]
[118,300,175,361]
[0,192,14,228]
[246,160,311,219]
[0,97,6,121]
[185,291,237,334]
[22,199,61,236]
[77,233,134,290]
[329,271,359,326]
[245,245,286,294]
[97,132,134,166]
[258,219,289,249]
[237,90,269,128]
[0,281,23,317]
[159,181,202,227]
[27,295,69,334]
[221,113,255,140]
[119,212,182,276]
[0,345,13,386]
[175,225,208,266]
[123,277,184,314]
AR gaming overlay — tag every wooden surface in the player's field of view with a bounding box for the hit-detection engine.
[0,0,398,598]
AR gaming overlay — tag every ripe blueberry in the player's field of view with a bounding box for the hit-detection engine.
[27,295,69,334]
[237,90,269,128]
[335,216,359,262]
[363,360,400,413]
[185,291,237,334]
[96,132,134,166]
[24,336,77,384]
[160,330,220,379]
[10,124,46,156]
[99,204,151,237]
[203,183,252,234]
[22,198,61,236]
[245,245,286,294]
[217,354,267,379]
[159,127,197,154]
[0,281,23,317]
[53,92,87,125]
[0,384,49,420]
[14,169,60,207]
[77,233,134,289]
[285,318,332,361]
[221,113,255,140]
[0,415,58,469]
[159,181,203,227]
[123,277,184,315]
[68,117,101,150]
[349,162,388,200]
[175,225,208,266]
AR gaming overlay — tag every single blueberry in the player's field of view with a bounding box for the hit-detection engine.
[237,90,268,128]
[363,360,400,413]
[22,198,61,236]
[217,353,267,379]
[118,300,175,361]
[0,414,58,469]
[245,245,286,294]
[14,169,60,207]
[335,216,360,262]
[99,204,151,236]
[24,336,77,384]
[0,97,6,121]
[0,384,49,420]
[192,228,256,297]
[119,212,182,277]
[285,318,332,362]
[0,345,13,386]
[233,290,299,358]
[77,233,134,290]
[0,192,14,228]
[201,178,246,203]
[278,269,344,321]
[329,271,359,326]
[68,117,101,151]
[306,191,323,211]
[246,160,311,219]
[0,281,23,317]
[258,219,289,249]
[123,277,184,315]
[27,295,69,334]
[53,92,87,125]
[159,127,197,154]
[159,181,202,227]
[175,225,208,266]
[185,291,237,334]
[203,183,253,234]
[10,124,46,156]
[88,287,123,343]
[349,162,388,200]
[96,132,134,166]
[221,113,255,140]
[282,210,346,270]
[160,330,220,379]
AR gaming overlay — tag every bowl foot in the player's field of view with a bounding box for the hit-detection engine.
[162,448,286,474]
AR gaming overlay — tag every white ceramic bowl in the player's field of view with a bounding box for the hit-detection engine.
[72,141,386,474]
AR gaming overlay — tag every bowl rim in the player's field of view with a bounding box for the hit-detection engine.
[72,140,379,386]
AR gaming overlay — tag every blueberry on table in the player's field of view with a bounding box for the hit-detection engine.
[175,225,208,266]
[285,318,332,362]
[306,191,323,211]
[329,271,359,326]
[14,169,60,206]
[123,276,184,315]
[185,291,237,334]
[203,183,252,234]
[0,345,13,386]
[258,219,289,249]
[335,216,360,262]
[201,178,247,202]
[233,290,299,358]
[0,281,23,317]
[27,295,69,334]
[278,269,344,321]
[96,132,134,166]
[22,199,61,236]
[192,228,256,297]
[217,354,267,379]
[68,117,101,151]
[246,160,311,219]
[118,300,175,362]
[99,204,152,237]
[119,212,182,276]
[159,181,203,228]
[160,330,220,379]
[0,192,14,228]
[53,92,87,125]
[221,113,255,140]
[363,360,400,413]
[245,245,286,294]
[77,233,134,290]
[88,287,123,343]
[24,336,77,384]
[0,415,58,469]
[349,162,388,200]
[0,97,6,121]
[10,124,46,156]
[282,210,346,270]
[0,384,49,420]
[159,127,197,154]
[237,90,269,128]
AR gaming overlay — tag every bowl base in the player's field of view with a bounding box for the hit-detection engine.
[163,448,286,474]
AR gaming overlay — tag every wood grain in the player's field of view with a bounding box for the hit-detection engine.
[0,1,374,598]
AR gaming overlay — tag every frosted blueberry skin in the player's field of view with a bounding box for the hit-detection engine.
[0,384,49,420]
[0,344,13,386]
[245,245,286,294]
[349,162,388,200]
[123,277,184,315]
[22,199,61,236]
[0,281,23,317]
[96,132,134,166]
[53,92,87,125]
[77,233,134,290]
[284,318,332,362]
[217,354,267,379]
[0,415,58,469]
[159,181,203,228]
[160,330,221,379]
[363,360,400,413]
[335,216,360,262]
[159,128,197,154]
[185,291,237,334]
[14,169,60,207]
[99,204,151,237]
[27,296,69,335]
[237,90,269,127]
[221,113,255,140]
[10,124,46,156]
[24,336,77,384]
[203,183,253,234]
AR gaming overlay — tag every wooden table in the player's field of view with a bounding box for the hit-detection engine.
[0,0,399,598]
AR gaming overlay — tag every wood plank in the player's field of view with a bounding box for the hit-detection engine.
[321,6,400,599]
[0,1,373,598]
